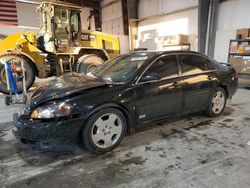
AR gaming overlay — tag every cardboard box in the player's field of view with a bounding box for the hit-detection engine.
[163,34,188,46]
[243,45,250,53]
[243,58,250,65]
[229,42,238,53]
[177,35,188,44]
[242,59,250,74]
[241,67,250,74]
[236,28,250,39]
[229,57,243,73]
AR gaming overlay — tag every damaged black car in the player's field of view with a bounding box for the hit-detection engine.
[13,51,238,154]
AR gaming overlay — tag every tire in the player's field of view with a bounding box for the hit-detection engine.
[5,96,11,105]
[205,87,227,117]
[82,108,127,154]
[76,54,104,74]
[0,54,35,94]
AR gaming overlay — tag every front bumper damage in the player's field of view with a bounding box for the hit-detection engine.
[12,113,84,150]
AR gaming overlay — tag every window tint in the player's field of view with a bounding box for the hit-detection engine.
[91,54,152,82]
[203,57,217,70]
[141,55,178,80]
[180,55,206,74]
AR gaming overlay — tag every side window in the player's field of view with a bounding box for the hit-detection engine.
[54,8,69,30]
[71,12,80,32]
[141,55,178,81]
[203,57,217,70]
[180,55,206,74]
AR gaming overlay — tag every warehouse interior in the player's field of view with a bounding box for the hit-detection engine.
[2,0,250,63]
[1,0,250,187]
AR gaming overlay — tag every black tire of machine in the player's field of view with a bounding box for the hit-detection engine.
[76,54,104,74]
[0,54,36,94]
[5,95,11,105]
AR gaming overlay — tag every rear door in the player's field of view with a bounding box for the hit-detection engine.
[178,54,215,113]
[135,55,183,124]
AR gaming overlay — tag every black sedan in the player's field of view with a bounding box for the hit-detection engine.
[13,51,238,154]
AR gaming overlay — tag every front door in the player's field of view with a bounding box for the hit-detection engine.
[135,55,183,124]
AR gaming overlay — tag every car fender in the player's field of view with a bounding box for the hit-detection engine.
[210,79,229,98]
[78,102,133,132]
[90,102,132,128]
[76,102,134,144]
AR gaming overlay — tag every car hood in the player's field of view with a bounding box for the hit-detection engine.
[28,73,109,106]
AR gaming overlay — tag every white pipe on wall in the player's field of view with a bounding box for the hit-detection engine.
[16,0,41,5]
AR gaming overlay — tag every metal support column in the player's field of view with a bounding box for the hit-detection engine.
[198,0,210,54]
[207,0,219,57]
[122,0,129,35]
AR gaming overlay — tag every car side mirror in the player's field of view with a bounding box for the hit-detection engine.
[140,73,160,82]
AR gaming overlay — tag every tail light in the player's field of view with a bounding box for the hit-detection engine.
[232,72,238,81]
[235,72,239,78]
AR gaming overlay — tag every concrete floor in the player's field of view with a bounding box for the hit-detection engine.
[0,88,250,188]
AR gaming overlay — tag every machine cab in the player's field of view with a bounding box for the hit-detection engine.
[37,2,82,53]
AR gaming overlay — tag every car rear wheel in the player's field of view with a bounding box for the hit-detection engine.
[82,108,127,154]
[205,87,227,117]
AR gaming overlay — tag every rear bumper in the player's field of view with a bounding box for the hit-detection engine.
[12,113,84,150]
[228,78,238,99]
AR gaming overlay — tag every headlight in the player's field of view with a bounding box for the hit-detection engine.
[31,102,72,119]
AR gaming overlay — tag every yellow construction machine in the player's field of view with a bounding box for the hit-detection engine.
[0,1,120,94]
[0,34,7,41]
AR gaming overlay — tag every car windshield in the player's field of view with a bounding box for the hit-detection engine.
[90,54,153,83]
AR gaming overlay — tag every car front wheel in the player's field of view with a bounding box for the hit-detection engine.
[82,108,127,154]
[205,87,227,117]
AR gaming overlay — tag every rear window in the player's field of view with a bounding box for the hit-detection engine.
[179,55,206,74]
[179,54,216,74]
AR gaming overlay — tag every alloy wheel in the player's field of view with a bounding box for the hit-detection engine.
[211,91,225,114]
[91,113,123,148]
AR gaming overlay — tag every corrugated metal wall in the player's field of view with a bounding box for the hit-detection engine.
[101,0,130,54]
[101,0,124,35]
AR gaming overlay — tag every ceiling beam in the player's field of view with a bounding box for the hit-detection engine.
[81,0,100,9]
[55,0,100,9]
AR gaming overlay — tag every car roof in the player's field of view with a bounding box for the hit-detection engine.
[129,50,203,57]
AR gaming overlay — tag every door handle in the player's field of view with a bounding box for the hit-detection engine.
[172,81,180,87]
[207,75,213,80]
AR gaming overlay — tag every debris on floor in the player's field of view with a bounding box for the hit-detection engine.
[1,88,250,188]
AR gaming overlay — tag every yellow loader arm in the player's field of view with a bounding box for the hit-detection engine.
[0,34,7,41]
[0,32,38,54]
[0,32,45,77]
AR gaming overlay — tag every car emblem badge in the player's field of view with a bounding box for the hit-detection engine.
[139,114,146,119]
